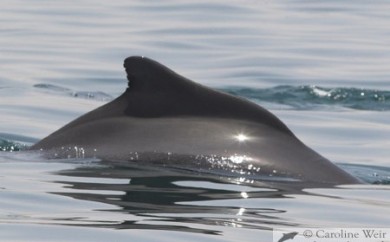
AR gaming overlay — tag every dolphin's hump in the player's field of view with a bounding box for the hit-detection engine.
[33,56,293,144]
[123,56,293,135]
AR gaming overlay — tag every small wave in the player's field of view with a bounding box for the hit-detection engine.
[339,163,390,185]
[34,83,113,102]
[222,85,390,111]
[0,140,28,152]
[0,133,37,152]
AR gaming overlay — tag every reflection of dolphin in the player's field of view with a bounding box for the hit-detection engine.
[278,232,298,242]
[54,161,292,233]
[31,56,359,185]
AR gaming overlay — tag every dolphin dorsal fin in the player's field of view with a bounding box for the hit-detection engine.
[124,56,193,93]
[122,56,293,135]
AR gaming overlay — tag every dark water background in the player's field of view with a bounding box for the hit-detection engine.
[1,1,390,241]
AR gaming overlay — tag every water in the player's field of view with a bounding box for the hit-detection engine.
[1,0,390,241]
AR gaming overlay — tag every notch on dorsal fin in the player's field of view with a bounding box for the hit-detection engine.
[124,56,194,93]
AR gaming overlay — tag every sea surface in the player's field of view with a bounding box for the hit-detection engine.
[1,1,390,241]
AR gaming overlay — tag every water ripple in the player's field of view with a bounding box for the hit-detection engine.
[34,83,113,101]
[223,85,390,111]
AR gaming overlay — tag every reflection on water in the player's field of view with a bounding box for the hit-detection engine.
[0,155,389,241]
[53,160,302,234]
[43,159,390,236]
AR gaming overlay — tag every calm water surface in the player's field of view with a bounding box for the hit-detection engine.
[1,1,390,241]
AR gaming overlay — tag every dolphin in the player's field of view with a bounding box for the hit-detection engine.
[30,56,359,185]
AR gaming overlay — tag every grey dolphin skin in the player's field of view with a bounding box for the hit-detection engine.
[31,56,359,185]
